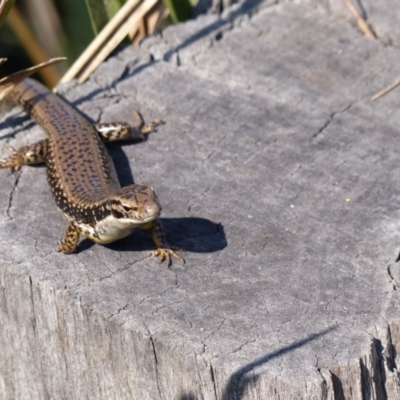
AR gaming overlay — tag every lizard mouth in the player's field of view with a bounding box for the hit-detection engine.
[141,210,161,222]
[117,209,161,226]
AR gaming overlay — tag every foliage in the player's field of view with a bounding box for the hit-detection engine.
[162,0,192,23]
[0,0,194,86]
[86,0,127,34]
[0,0,15,29]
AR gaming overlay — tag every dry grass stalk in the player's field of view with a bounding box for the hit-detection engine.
[131,2,167,45]
[61,0,159,84]
[0,0,14,24]
[342,0,376,39]
[77,0,158,83]
[370,77,400,101]
[7,7,62,87]
[0,58,66,100]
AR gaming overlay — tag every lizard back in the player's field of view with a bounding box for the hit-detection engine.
[11,79,121,220]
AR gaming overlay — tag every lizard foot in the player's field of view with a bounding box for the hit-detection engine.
[0,143,24,172]
[153,247,185,267]
[141,118,164,136]
[132,110,164,137]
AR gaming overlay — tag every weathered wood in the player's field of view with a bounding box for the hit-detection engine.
[1,2,400,398]
[314,0,400,47]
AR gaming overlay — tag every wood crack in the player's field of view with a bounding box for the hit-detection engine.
[6,170,21,219]
[311,103,353,141]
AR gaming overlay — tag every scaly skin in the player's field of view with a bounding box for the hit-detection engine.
[0,78,183,266]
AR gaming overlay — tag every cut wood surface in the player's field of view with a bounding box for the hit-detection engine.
[317,0,400,47]
[1,2,400,399]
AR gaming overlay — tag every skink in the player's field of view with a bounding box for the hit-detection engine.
[0,78,182,266]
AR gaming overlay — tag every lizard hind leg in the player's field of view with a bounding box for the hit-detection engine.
[0,139,48,172]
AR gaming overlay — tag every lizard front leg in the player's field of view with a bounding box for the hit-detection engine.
[94,111,163,142]
[150,219,184,267]
[0,139,49,172]
[57,222,80,254]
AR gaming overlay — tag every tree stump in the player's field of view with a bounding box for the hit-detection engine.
[1,2,400,398]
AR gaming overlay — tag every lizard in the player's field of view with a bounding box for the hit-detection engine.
[0,77,183,266]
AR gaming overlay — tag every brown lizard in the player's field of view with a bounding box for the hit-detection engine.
[0,77,183,266]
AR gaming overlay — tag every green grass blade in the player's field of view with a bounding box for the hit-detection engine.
[85,0,127,34]
[162,0,192,23]
[0,0,16,29]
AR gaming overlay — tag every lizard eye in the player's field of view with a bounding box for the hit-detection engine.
[122,205,131,212]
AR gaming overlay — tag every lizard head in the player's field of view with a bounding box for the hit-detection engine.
[107,184,161,224]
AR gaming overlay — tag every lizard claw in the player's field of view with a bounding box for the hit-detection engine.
[141,119,164,136]
[0,143,23,172]
[4,143,17,154]
[132,110,164,136]
[0,155,23,172]
[153,247,185,267]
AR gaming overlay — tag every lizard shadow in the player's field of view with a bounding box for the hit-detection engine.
[100,145,227,255]
[107,142,136,186]
[0,105,226,257]
[79,217,227,254]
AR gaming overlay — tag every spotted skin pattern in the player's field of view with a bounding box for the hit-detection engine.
[0,78,183,266]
